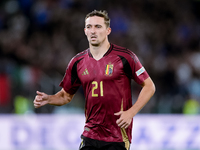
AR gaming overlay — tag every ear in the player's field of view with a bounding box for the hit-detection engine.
[107,27,111,35]
[84,28,87,35]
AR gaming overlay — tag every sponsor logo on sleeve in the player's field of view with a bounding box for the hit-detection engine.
[136,67,145,76]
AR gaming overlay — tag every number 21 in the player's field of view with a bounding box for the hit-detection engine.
[92,81,103,97]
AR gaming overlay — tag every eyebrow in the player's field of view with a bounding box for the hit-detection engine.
[86,24,102,27]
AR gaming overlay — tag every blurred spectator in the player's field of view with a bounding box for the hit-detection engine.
[0,0,200,114]
[183,98,200,115]
[0,73,11,113]
[14,95,33,114]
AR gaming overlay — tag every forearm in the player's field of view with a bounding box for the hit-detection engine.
[129,78,155,117]
[48,89,74,106]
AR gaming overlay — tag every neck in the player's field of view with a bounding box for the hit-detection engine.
[89,40,110,60]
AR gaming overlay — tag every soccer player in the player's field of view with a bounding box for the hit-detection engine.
[34,10,156,150]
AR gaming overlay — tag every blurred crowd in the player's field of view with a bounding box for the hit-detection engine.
[0,0,200,114]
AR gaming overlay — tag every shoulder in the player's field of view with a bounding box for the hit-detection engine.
[71,49,88,62]
[111,44,139,63]
[74,49,89,59]
[68,49,88,68]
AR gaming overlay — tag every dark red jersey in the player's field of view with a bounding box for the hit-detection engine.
[60,43,149,143]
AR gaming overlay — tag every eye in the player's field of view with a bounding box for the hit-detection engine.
[86,25,91,29]
[96,25,102,28]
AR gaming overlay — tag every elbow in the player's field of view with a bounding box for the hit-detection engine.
[144,77,156,97]
[65,97,72,104]
[52,96,73,106]
[148,77,156,96]
[151,82,156,96]
[56,97,72,106]
[58,89,74,106]
[55,98,71,106]
[63,93,74,105]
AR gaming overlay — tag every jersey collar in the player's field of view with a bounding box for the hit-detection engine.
[88,43,113,58]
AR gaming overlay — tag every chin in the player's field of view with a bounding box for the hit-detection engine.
[91,43,100,47]
[90,41,100,47]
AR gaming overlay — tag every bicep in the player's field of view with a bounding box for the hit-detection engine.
[140,77,155,89]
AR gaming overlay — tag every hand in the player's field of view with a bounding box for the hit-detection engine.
[114,110,133,129]
[34,91,49,108]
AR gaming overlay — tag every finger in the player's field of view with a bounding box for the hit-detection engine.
[124,124,129,129]
[116,118,122,124]
[36,91,44,96]
[35,95,42,101]
[34,102,40,107]
[34,104,41,108]
[114,111,122,116]
[121,122,128,128]
[124,122,131,129]
[118,120,126,127]
[124,120,131,129]
[34,101,41,105]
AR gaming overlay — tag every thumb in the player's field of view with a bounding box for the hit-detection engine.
[114,111,122,116]
[36,91,45,96]
[36,91,45,97]
[36,91,48,100]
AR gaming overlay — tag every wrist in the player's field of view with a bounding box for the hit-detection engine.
[47,95,51,104]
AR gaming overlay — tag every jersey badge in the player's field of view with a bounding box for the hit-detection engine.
[82,68,89,75]
[105,63,113,76]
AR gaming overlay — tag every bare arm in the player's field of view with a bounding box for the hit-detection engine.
[34,88,74,108]
[129,77,156,116]
[115,77,156,128]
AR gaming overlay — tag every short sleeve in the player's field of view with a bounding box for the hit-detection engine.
[59,57,82,95]
[130,53,149,84]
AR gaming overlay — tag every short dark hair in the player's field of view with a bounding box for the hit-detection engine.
[85,10,110,28]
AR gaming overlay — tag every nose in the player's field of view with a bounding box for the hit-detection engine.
[90,27,96,34]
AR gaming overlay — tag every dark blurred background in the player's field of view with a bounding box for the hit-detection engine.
[0,0,200,115]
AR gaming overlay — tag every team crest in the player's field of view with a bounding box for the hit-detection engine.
[105,63,113,76]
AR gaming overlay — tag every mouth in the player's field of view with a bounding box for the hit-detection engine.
[91,35,97,40]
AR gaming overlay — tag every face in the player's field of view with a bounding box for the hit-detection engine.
[84,16,111,46]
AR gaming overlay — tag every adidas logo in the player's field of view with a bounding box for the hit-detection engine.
[82,69,89,75]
